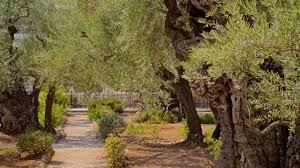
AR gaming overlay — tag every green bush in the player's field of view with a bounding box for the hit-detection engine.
[199,113,216,124]
[16,130,54,156]
[105,136,126,168]
[88,98,124,120]
[88,105,113,121]
[98,112,126,139]
[137,109,175,124]
[38,88,69,127]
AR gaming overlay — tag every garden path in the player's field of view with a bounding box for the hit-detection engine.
[49,112,106,168]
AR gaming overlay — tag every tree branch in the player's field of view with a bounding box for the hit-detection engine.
[261,120,290,136]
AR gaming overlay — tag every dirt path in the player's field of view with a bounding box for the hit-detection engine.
[49,112,106,168]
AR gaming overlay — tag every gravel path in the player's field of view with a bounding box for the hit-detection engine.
[49,113,106,168]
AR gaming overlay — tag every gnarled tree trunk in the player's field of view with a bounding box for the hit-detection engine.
[0,89,35,135]
[192,78,292,168]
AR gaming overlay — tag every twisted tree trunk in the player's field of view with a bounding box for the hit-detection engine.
[191,78,292,168]
[0,89,35,135]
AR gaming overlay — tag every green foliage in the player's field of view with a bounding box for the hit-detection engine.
[180,120,189,138]
[202,125,220,159]
[126,123,146,134]
[88,99,123,120]
[38,88,69,127]
[98,112,126,139]
[186,0,300,131]
[204,136,221,159]
[105,136,127,168]
[199,113,216,124]
[16,129,54,156]
[137,109,175,124]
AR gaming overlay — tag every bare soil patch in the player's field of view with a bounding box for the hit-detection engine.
[121,111,216,168]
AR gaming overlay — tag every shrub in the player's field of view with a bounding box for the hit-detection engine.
[98,112,126,139]
[137,109,175,124]
[88,99,124,120]
[199,113,216,124]
[38,88,69,127]
[16,130,54,156]
[105,136,126,168]
[88,105,112,121]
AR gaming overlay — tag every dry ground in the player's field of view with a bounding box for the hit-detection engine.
[121,111,216,168]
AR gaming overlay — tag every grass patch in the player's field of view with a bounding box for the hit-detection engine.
[126,123,160,135]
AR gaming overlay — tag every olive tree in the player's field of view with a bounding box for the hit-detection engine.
[186,0,300,167]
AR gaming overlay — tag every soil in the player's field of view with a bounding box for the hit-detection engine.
[121,111,216,168]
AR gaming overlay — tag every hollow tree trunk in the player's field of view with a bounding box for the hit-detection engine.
[44,84,56,134]
[175,77,203,145]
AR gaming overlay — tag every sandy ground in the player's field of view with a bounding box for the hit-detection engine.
[49,113,106,168]
[121,111,216,168]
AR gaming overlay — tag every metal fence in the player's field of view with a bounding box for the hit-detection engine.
[68,89,209,110]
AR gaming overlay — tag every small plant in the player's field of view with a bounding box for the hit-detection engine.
[16,129,54,156]
[98,112,126,139]
[105,136,127,168]
[199,113,216,124]
[203,124,220,159]
[204,136,221,159]
[180,120,188,138]
[137,109,175,124]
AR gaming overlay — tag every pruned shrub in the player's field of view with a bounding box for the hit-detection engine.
[16,130,54,156]
[98,112,126,139]
[88,99,124,120]
[137,109,175,124]
[105,136,126,168]
[199,113,216,124]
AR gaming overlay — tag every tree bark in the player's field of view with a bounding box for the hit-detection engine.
[31,78,43,130]
[0,89,35,135]
[191,78,292,168]
[210,103,221,139]
[44,84,57,134]
[175,77,203,145]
